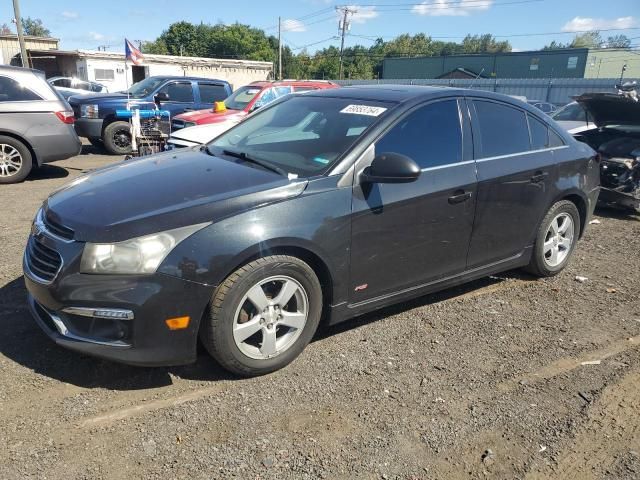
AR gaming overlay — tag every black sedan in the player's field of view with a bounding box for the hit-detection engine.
[24,85,600,376]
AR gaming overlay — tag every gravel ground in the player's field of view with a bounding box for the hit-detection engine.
[1,146,639,480]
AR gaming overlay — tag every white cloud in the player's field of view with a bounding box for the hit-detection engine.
[348,5,378,24]
[62,11,79,19]
[412,0,493,16]
[562,16,637,32]
[89,31,105,41]
[282,19,306,32]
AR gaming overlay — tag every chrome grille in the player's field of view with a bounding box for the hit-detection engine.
[25,237,62,282]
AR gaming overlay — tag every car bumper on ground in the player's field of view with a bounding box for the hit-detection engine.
[74,118,104,139]
[23,239,214,366]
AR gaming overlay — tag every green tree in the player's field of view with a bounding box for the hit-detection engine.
[569,31,603,48]
[606,34,631,48]
[21,17,50,37]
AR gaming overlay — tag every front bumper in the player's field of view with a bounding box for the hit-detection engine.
[598,187,640,211]
[74,118,104,139]
[24,238,213,366]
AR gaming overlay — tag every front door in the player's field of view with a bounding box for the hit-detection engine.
[155,81,195,117]
[349,98,477,304]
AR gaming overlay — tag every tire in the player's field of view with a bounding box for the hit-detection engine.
[525,200,581,277]
[200,255,323,377]
[0,136,33,184]
[102,121,132,155]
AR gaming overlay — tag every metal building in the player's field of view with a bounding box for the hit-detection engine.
[382,48,638,80]
[0,33,59,66]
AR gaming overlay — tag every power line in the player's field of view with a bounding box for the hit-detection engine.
[336,0,544,12]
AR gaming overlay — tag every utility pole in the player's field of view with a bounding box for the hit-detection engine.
[278,16,282,81]
[337,6,355,80]
[12,0,29,68]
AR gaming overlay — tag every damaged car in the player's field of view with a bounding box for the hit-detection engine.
[573,83,640,212]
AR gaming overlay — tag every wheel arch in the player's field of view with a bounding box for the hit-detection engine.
[215,241,335,323]
[559,191,588,238]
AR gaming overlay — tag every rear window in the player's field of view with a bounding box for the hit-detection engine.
[473,100,530,158]
[0,76,42,102]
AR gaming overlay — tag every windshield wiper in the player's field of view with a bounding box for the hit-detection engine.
[220,149,288,177]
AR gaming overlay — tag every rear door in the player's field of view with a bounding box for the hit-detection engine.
[466,98,559,268]
[196,82,230,109]
[155,81,196,116]
[349,98,477,303]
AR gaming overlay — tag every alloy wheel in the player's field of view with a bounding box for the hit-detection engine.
[0,144,22,177]
[232,275,309,360]
[543,212,574,267]
[113,129,131,148]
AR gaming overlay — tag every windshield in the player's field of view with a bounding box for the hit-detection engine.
[208,95,392,177]
[224,85,263,110]
[125,77,166,98]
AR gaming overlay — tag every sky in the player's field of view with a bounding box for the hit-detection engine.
[5,0,640,53]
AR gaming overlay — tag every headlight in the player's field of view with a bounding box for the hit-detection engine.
[80,104,99,118]
[80,223,208,274]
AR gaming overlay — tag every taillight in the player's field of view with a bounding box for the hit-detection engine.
[55,110,75,124]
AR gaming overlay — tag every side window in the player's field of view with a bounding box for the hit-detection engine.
[375,99,462,169]
[528,114,549,150]
[473,100,530,158]
[198,83,228,103]
[159,82,194,103]
[548,129,565,147]
[51,78,71,88]
[0,76,42,102]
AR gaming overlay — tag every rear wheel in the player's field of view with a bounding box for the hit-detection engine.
[525,200,580,277]
[0,136,32,184]
[102,121,132,155]
[200,255,323,377]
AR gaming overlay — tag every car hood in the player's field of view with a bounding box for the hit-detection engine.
[170,122,240,144]
[176,108,246,124]
[45,149,307,243]
[574,93,640,127]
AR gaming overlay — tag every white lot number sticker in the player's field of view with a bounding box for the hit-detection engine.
[340,104,387,117]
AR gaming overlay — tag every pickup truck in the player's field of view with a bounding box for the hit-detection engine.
[69,76,232,154]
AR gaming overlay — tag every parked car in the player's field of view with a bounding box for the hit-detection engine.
[551,101,595,134]
[571,85,640,212]
[171,80,339,131]
[0,66,81,184]
[527,100,557,115]
[167,121,236,149]
[24,86,599,376]
[48,76,108,99]
[69,76,233,154]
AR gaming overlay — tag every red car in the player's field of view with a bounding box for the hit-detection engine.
[171,80,339,130]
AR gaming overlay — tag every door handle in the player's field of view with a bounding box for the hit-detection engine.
[530,171,548,183]
[448,191,472,204]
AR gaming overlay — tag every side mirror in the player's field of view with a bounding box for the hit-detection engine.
[360,152,421,184]
[154,92,169,104]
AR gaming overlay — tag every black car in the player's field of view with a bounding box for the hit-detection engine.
[24,86,600,376]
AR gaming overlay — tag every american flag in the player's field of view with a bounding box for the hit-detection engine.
[125,39,144,65]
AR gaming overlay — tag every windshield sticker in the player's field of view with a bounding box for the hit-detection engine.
[340,104,387,117]
[312,156,331,165]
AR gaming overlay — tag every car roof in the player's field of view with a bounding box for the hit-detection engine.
[303,84,469,103]
[248,80,338,88]
[147,75,230,84]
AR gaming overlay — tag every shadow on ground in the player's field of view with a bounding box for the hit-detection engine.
[0,270,533,390]
[27,164,70,181]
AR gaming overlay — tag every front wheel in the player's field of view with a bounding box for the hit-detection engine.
[525,200,581,277]
[102,121,132,155]
[200,255,323,377]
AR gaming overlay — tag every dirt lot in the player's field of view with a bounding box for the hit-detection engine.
[1,146,639,480]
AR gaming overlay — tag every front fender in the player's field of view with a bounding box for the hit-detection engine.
[158,176,353,306]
